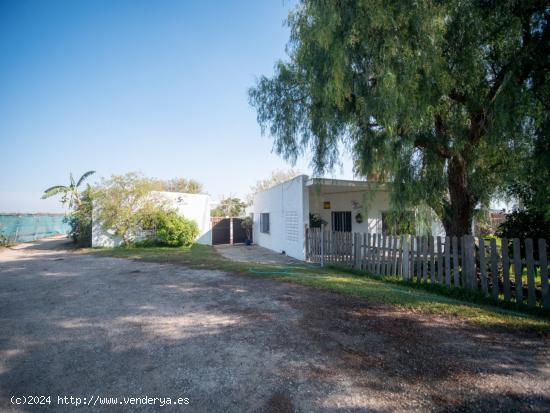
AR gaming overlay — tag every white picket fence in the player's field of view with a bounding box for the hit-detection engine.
[305,228,550,310]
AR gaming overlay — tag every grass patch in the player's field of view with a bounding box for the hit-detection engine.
[330,265,550,319]
[91,244,550,334]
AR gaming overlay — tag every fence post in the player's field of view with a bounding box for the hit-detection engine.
[402,236,410,281]
[429,236,436,283]
[524,238,536,309]
[362,233,367,270]
[452,236,459,287]
[375,234,381,275]
[416,236,422,283]
[386,235,390,276]
[399,236,404,277]
[539,239,549,310]
[479,237,488,295]
[444,236,451,287]
[320,225,325,267]
[502,237,511,302]
[512,238,523,306]
[422,236,428,282]
[466,235,476,290]
[354,233,361,268]
[391,235,398,276]
[305,227,309,261]
[366,234,372,272]
[490,238,499,301]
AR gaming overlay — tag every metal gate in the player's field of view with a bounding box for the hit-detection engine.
[211,217,248,245]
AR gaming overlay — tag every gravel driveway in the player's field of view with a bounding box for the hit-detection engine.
[0,238,549,412]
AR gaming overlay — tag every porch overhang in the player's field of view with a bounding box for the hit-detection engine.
[305,178,388,195]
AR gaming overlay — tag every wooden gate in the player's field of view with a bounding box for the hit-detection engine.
[211,217,230,245]
[232,218,247,244]
[211,217,248,245]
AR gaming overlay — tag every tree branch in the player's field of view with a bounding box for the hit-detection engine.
[413,114,454,159]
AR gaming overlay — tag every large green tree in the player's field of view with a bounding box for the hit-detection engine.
[211,196,247,217]
[249,0,549,236]
[94,172,166,245]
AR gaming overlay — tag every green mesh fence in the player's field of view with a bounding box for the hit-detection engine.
[0,214,69,243]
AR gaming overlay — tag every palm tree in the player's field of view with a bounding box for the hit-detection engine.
[42,171,96,208]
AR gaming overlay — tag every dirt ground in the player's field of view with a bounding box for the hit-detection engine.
[0,238,549,412]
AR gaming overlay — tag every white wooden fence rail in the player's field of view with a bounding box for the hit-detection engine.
[305,228,550,310]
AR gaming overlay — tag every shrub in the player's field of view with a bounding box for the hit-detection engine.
[66,187,93,247]
[241,216,253,240]
[309,213,326,228]
[137,208,199,247]
[496,209,550,241]
[0,226,8,247]
[155,211,199,247]
[93,173,165,245]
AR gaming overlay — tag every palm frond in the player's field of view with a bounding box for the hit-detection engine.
[76,170,96,187]
[41,186,68,199]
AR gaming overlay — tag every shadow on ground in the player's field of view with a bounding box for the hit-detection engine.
[0,238,548,412]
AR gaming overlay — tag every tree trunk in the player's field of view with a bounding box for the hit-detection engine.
[442,156,475,237]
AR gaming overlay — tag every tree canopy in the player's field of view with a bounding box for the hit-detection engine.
[211,196,247,217]
[151,177,204,194]
[93,172,167,245]
[249,0,549,236]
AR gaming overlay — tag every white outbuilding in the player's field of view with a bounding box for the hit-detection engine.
[92,191,211,247]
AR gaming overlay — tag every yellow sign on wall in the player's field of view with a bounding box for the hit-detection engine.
[323,201,331,209]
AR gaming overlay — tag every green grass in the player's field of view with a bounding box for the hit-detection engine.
[91,244,550,334]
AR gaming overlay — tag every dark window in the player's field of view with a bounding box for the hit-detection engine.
[260,213,270,234]
[331,211,352,232]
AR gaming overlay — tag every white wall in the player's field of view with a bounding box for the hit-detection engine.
[92,191,211,247]
[252,175,308,260]
[159,192,212,245]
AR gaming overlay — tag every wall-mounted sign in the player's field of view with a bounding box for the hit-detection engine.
[323,201,331,209]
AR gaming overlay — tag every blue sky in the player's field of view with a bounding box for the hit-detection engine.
[0,0,354,213]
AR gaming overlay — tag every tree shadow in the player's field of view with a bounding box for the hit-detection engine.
[0,242,548,412]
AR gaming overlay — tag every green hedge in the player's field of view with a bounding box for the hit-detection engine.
[138,209,199,247]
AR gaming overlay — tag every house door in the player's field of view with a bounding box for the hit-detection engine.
[331,211,352,232]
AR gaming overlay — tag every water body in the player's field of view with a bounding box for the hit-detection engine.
[0,214,69,243]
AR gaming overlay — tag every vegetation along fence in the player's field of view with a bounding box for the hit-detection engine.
[0,214,69,244]
[305,228,550,310]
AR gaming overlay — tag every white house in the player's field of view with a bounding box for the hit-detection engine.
[92,191,212,247]
[251,175,444,261]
